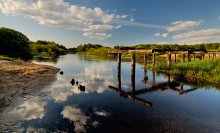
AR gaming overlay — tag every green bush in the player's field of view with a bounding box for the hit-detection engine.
[0,27,32,59]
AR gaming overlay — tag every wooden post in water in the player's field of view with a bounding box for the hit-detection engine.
[182,54,185,63]
[193,54,195,60]
[208,53,211,59]
[167,53,171,66]
[187,53,191,62]
[212,53,215,59]
[117,53,121,90]
[174,54,177,63]
[143,53,148,84]
[180,83,183,90]
[152,53,156,66]
[152,70,155,85]
[131,53,136,96]
[202,54,205,60]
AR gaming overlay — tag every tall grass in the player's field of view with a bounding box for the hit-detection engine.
[156,58,220,85]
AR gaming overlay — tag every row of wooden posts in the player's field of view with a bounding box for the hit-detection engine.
[112,49,219,67]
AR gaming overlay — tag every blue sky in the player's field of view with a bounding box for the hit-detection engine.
[0,0,220,48]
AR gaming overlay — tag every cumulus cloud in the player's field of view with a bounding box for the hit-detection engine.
[17,101,45,120]
[83,32,112,40]
[172,29,220,44]
[61,106,89,133]
[167,20,201,32]
[154,32,168,37]
[0,0,128,40]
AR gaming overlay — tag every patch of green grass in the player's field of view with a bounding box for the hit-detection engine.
[156,57,220,86]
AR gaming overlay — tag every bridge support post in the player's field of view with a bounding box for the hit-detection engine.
[117,53,121,90]
[174,54,177,63]
[182,54,185,63]
[187,54,191,62]
[131,53,136,95]
[167,53,171,66]
[152,53,155,65]
[209,53,211,59]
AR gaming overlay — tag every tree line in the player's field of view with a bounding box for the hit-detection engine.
[1,27,220,60]
[0,27,68,59]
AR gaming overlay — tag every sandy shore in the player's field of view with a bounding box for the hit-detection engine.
[0,59,59,108]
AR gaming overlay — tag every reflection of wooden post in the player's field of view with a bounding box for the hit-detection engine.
[167,53,171,66]
[144,53,148,84]
[182,54,185,63]
[174,54,177,63]
[167,74,170,87]
[131,53,135,96]
[118,53,121,90]
[152,53,155,65]
[152,70,155,85]
[144,53,147,68]
[180,83,183,90]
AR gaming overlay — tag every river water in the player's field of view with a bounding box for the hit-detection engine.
[2,54,220,133]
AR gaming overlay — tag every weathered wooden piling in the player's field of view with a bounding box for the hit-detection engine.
[174,54,177,63]
[131,53,136,95]
[167,53,171,66]
[118,53,121,90]
[187,54,191,62]
[182,54,185,63]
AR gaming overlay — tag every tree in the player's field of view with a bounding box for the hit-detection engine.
[0,27,32,59]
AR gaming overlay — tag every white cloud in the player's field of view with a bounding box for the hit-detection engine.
[154,32,168,37]
[83,32,112,40]
[172,28,220,44]
[154,33,161,37]
[17,101,45,120]
[167,20,201,32]
[0,0,128,40]
[116,15,128,19]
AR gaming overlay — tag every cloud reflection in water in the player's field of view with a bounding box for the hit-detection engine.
[17,101,45,120]
[45,64,115,103]
[61,106,110,133]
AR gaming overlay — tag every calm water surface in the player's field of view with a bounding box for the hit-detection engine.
[3,54,220,133]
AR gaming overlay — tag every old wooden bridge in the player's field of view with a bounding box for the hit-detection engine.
[108,49,219,66]
[108,49,219,107]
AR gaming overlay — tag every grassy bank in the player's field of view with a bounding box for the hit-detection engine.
[153,57,220,86]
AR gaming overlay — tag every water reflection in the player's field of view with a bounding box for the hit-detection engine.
[109,60,199,107]
[61,106,110,133]
[61,106,89,133]
[17,101,45,120]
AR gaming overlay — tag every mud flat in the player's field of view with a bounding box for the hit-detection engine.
[0,59,59,108]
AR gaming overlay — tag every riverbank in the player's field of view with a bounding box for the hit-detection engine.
[152,57,220,87]
[0,59,60,108]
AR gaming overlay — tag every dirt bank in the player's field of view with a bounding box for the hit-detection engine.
[0,59,59,108]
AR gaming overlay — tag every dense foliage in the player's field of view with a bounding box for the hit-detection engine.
[30,40,67,57]
[0,27,32,59]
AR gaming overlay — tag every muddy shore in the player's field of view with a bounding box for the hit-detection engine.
[0,59,59,108]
